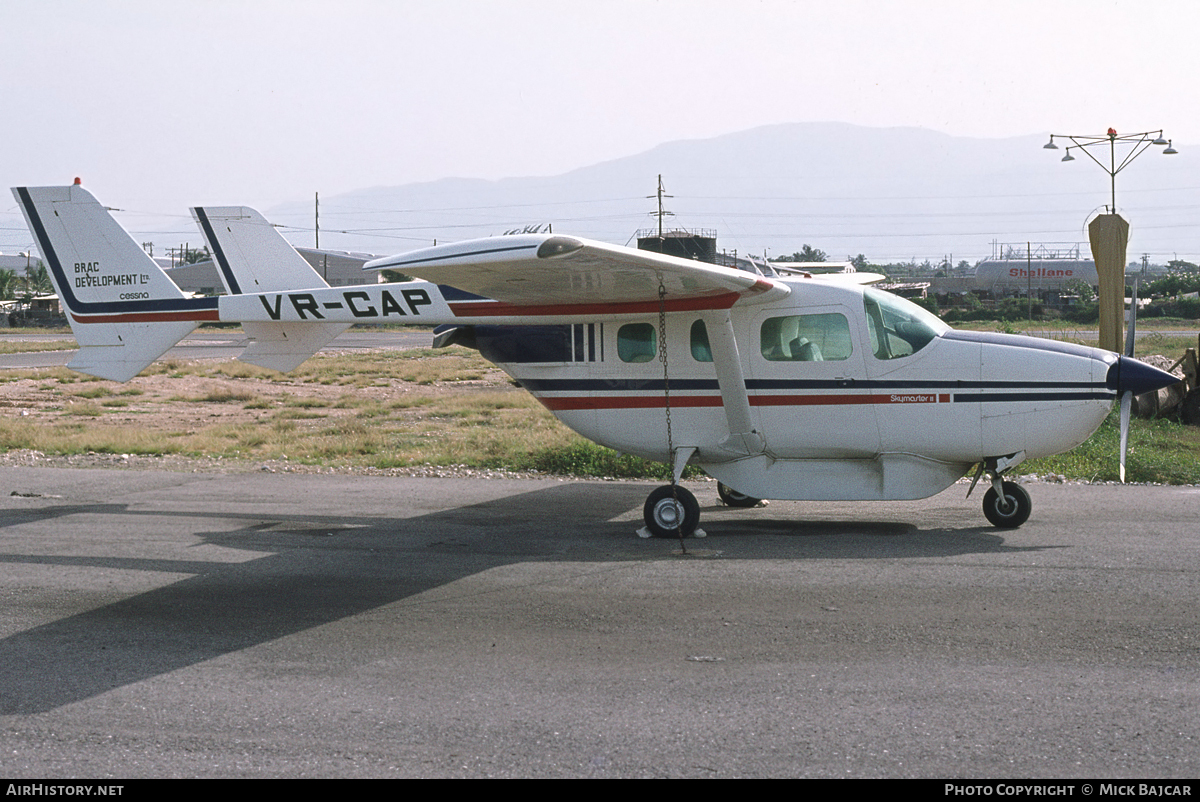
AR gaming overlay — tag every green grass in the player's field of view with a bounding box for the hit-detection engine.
[1024,410,1200,484]
[4,344,1200,483]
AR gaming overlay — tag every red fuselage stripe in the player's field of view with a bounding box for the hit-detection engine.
[541,396,723,410]
[447,291,743,318]
[72,310,221,324]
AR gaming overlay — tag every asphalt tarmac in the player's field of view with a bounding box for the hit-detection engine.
[1,468,1197,778]
[0,328,433,370]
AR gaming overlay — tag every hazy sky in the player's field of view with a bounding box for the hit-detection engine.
[2,0,1196,252]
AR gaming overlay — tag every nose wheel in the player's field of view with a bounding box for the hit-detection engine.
[643,485,700,538]
[981,480,1032,528]
[969,454,1031,529]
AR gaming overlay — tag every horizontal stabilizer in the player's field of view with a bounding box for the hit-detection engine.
[67,321,198,381]
[239,321,350,372]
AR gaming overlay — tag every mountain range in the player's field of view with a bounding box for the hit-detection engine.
[264,122,1197,266]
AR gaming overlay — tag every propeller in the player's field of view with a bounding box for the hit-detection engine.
[1108,280,1179,482]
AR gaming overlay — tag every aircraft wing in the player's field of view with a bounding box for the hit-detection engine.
[365,234,790,312]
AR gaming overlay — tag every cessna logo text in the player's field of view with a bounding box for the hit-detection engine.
[258,288,433,320]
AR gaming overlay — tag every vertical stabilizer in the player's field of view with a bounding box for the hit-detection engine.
[191,205,348,371]
[191,206,329,293]
[11,185,214,381]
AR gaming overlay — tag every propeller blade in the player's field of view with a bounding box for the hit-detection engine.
[1124,278,1138,358]
[1121,279,1135,483]
[1119,390,1132,483]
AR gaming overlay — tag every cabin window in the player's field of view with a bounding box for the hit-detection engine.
[760,313,852,361]
[474,323,603,363]
[617,323,656,363]
[863,288,943,360]
[690,320,713,362]
[476,325,572,363]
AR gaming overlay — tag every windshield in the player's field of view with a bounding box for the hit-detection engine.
[863,288,947,360]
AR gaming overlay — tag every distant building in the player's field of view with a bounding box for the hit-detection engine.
[636,228,718,263]
[968,242,1119,308]
[164,247,381,295]
[878,281,930,299]
[973,243,1098,296]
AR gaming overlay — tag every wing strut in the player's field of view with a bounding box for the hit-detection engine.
[701,310,765,456]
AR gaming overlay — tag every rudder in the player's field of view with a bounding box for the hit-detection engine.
[191,205,347,372]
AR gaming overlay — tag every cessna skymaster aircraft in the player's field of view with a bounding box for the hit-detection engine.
[13,183,1178,536]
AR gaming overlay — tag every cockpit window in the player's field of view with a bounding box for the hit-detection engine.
[862,288,946,360]
[760,313,852,361]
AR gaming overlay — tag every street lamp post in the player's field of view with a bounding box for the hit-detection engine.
[1043,129,1177,352]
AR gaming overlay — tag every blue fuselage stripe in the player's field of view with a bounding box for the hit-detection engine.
[517,377,1109,393]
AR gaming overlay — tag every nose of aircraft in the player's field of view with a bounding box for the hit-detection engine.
[1106,356,1180,397]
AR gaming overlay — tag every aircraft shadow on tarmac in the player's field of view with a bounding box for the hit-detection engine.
[0,482,1054,714]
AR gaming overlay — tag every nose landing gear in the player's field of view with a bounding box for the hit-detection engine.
[981,480,1032,528]
[970,452,1031,529]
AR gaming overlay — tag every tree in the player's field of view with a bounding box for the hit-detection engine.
[0,268,15,301]
[1145,273,1200,298]
[848,254,869,270]
[22,262,52,297]
[794,245,827,262]
[181,246,211,265]
[770,245,828,263]
[1062,278,1095,303]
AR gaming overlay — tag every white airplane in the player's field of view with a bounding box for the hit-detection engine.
[13,183,1178,536]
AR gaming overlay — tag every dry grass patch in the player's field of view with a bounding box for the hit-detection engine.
[0,340,77,355]
[0,347,569,468]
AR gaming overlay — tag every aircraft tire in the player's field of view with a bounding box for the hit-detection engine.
[644,485,700,538]
[717,482,760,508]
[982,481,1032,528]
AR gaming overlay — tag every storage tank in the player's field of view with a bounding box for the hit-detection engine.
[636,229,718,264]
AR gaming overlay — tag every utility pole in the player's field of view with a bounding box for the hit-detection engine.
[315,192,320,249]
[647,175,674,238]
[1027,242,1033,321]
[1044,128,1176,352]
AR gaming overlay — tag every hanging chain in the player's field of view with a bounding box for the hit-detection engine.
[657,279,686,550]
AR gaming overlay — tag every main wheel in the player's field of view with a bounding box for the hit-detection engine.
[643,485,700,538]
[717,481,760,508]
[982,480,1032,528]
